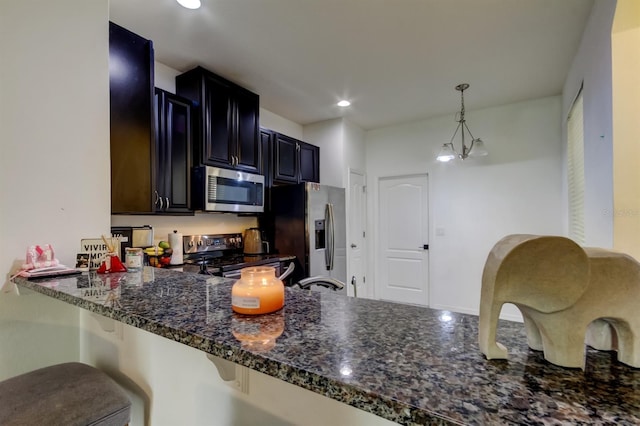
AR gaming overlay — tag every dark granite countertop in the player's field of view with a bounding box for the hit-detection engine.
[13,268,640,425]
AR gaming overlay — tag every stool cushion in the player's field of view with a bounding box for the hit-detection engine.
[0,362,131,426]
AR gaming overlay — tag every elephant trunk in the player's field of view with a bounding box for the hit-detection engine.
[478,245,508,359]
[479,299,508,359]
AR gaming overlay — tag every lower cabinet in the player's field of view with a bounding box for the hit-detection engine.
[154,88,193,214]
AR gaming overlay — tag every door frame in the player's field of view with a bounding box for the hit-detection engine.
[347,168,367,298]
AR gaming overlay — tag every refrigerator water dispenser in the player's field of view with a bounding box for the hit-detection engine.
[315,220,326,249]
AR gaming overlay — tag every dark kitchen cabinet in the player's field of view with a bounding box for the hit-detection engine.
[260,128,274,209]
[176,67,260,173]
[109,21,155,214]
[154,88,193,213]
[273,133,320,184]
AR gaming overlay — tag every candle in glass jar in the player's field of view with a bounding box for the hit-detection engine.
[231,266,284,315]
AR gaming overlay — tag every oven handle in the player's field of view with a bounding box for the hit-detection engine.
[222,262,281,279]
[279,262,295,281]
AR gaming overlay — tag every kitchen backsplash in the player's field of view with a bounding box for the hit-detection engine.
[111,213,258,245]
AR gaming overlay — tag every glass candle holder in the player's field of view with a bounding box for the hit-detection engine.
[231,266,284,315]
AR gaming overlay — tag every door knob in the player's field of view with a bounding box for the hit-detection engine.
[422,244,429,250]
[350,243,357,248]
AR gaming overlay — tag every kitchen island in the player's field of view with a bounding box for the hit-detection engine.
[13,268,640,425]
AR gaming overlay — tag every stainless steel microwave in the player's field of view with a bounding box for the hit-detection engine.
[192,166,265,213]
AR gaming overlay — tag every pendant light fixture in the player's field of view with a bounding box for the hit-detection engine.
[436,83,488,162]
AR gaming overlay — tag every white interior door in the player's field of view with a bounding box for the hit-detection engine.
[377,174,429,305]
[348,170,366,297]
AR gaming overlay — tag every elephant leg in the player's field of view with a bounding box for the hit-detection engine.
[536,316,587,369]
[520,309,543,351]
[586,319,615,351]
[611,320,640,368]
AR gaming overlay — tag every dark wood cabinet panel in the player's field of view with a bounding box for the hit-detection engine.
[109,21,155,214]
[235,88,261,172]
[154,88,193,213]
[298,141,320,183]
[274,133,299,183]
[272,132,320,185]
[176,67,260,173]
[260,128,274,210]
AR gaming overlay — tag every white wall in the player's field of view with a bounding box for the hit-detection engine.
[366,96,564,319]
[344,119,366,175]
[0,0,110,378]
[562,0,616,248]
[261,108,304,139]
[304,118,346,187]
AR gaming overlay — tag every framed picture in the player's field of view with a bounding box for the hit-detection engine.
[75,253,90,271]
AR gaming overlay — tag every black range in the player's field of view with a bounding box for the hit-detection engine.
[181,233,290,279]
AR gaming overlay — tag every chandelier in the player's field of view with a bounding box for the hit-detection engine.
[436,83,488,162]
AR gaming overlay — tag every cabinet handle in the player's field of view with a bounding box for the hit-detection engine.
[296,143,300,152]
[158,195,163,210]
[165,197,170,210]
[154,191,160,207]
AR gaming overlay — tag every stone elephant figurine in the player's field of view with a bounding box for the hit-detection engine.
[478,234,640,369]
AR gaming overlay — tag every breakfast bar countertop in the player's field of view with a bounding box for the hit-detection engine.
[13,268,640,425]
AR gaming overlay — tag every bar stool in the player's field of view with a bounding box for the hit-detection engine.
[0,362,131,426]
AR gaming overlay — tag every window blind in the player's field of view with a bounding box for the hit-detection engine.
[567,89,585,245]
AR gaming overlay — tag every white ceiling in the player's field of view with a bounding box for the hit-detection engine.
[109,0,594,130]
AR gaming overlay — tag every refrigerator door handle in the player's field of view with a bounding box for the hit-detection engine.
[325,203,335,271]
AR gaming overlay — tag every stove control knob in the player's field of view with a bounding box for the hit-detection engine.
[229,237,235,246]
[188,240,194,248]
[197,240,203,247]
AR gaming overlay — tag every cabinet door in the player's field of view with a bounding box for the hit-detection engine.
[154,89,165,212]
[202,74,234,167]
[260,128,273,186]
[110,22,155,213]
[154,89,193,213]
[234,88,260,172]
[299,141,320,183]
[163,93,192,212]
[260,128,273,210]
[274,134,299,183]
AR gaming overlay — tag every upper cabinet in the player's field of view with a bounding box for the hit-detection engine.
[154,88,193,214]
[109,21,155,214]
[176,67,261,173]
[109,21,194,215]
[272,132,320,184]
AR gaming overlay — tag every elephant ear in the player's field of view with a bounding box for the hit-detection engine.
[497,235,590,313]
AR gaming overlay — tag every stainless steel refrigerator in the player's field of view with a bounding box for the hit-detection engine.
[265,183,346,293]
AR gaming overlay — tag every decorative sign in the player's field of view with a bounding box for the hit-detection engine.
[80,238,120,270]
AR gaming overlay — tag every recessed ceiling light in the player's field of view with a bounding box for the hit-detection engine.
[337,100,351,107]
[176,0,201,9]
